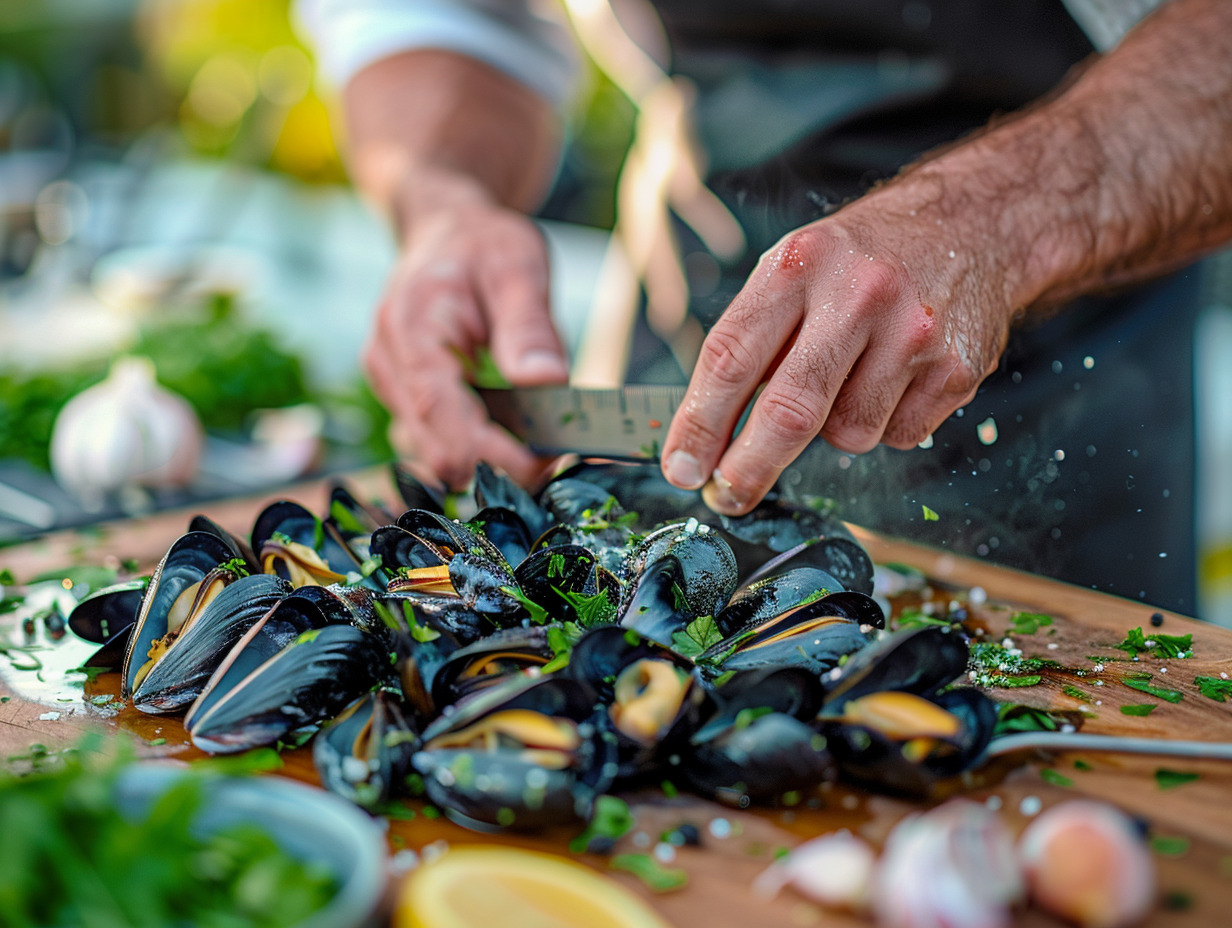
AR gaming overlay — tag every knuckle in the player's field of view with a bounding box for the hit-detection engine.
[759,389,824,441]
[821,423,880,455]
[852,260,902,310]
[698,326,761,387]
[942,357,984,398]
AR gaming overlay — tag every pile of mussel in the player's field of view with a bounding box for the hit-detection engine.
[69,461,997,830]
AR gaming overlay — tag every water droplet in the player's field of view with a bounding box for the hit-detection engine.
[1051,360,1063,374]
[918,434,934,449]
[1053,449,1065,461]
[977,416,998,445]
[1083,356,1095,369]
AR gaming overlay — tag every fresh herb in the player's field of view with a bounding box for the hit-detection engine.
[894,608,958,630]
[993,704,1068,735]
[1162,890,1193,911]
[1194,675,1232,702]
[500,585,551,625]
[1122,678,1184,703]
[609,853,688,892]
[0,568,15,585]
[733,707,773,730]
[218,557,251,578]
[328,500,369,536]
[968,642,1059,689]
[373,599,440,643]
[543,622,584,674]
[1120,704,1157,717]
[1010,612,1053,635]
[569,795,634,854]
[1062,685,1093,703]
[1150,836,1190,857]
[921,505,939,522]
[1073,759,1093,771]
[0,737,334,927]
[1154,769,1200,790]
[554,587,617,628]
[1040,768,1073,788]
[1115,627,1192,660]
[671,615,724,659]
[980,674,1042,688]
[547,553,567,579]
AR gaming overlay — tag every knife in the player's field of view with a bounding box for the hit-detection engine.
[479,385,686,459]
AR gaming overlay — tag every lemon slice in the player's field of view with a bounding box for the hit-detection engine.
[394,846,673,928]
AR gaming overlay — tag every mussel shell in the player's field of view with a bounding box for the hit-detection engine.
[314,689,418,810]
[188,514,258,571]
[692,666,825,743]
[683,712,833,804]
[429,626,553,708]
[714,566,848,638]
[819,687,998,797]
[121,531,238,697]
[622,523,737,620]
[473,461,553,541]
[617,555,690,648]
[187,623,390,754]
[326,483,396,537]
[132,573,292,714]
[375,590,492,643]
[184,584,352,730]
[398,510,506,565]
[393,461,448,515]
[448,552,522,621]
[537,477,618,525]
[469,506,534,568]
[739,537,875,596]
[413,675,615,829]
[700,597,873,675]
[68,578,149,644]
[513,545,604,624]
[251,500,357,577]
[821,625,972,711]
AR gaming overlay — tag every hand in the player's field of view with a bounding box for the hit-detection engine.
[659,178,1022,515]
[364,191,569,489]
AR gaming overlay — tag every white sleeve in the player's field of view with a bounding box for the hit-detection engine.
[294,0,582,108]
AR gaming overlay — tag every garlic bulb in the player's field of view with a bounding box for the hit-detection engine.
[753,829,877,912]
[51,356,203,502]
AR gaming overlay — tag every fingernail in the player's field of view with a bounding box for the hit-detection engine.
[516,349,569,380]
[701,468,746,514]
[663,450,705,489]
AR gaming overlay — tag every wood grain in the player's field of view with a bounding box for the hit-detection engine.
[3,472,1232,926]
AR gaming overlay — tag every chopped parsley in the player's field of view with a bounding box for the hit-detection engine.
[543,622,584,673]
[499,585,551,625]
[1194,675,1232,702]
[1040,768,1073,788]
[921,505,939,522]
[1150,836,1190,857]
[671,615,724,659]
[1122,678,1184,704]
[1115,627,1192,660]
[1120,704,1156,717]
[1062,685,1093,703]
[610,854,688,892]
[554,587,617,628]
[569,796,634,854]
[1154,769,1199,791]
[1010,612,1053,635]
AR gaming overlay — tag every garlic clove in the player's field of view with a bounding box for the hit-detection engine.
[51,356,203,502]
[753,829,877,912]
[873,799,1024,928]
[1018,800,1155,928]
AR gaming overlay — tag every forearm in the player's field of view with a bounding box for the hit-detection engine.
[342,49,562,236]
[877,0,1232,314]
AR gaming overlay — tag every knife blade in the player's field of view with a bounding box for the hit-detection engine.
[479,385,686,459]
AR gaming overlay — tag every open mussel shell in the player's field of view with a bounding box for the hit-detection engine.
[715,566,850,638]
[701,595,875,676]
[513,544,613,624]
[447,552,522,621]
[188,514,258,571]
[187,623,390,754]
[131,573,292,714]
[622,522,738,619]
[469,506,534,568]
[818,687,998,797]
[429,626,553,708]
[568,626,704,780]
[413,675,616,830]
[314,689,418,810]
[821,625,971,711]
[617,555,692,648]
[184,584,360,731]
[252,500,355,587]
[121,531,239,698]
[393,461,448,515]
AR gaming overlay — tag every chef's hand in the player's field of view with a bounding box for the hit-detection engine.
[659,179,1020,515]
[364,185,569,490]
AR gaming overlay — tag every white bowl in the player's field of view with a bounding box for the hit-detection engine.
[113,762,389,928]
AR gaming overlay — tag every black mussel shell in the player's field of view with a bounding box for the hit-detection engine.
[617,555,692,648]
[700,597,874,676]
[398,510,505,565]
[314,689,418,810]
[448,552,522,621]
[187,623,390,754]
[413,676,615,829]
[740,537,875,596]
[188,515,258,571]
[393,462,448,515]
[692,666,825,742]
[430,626,553,708]
[184,585,352,730]
[251,500,356,579]
[513,545,606,624]
[714,566,848,638]
[821,625,971,711]
[121,531,238,697]
[132,573,292,714]
[370,524,447,572]
[473,461,553,541]
[683,712,833,804]
[622,523,737,620]
[468,506,534,568]
[818,687,998,797]
[68,578,149,644]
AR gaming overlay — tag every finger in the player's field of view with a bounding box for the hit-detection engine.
[476,232,569,384]
[661,232,819,490]
[881,355,987,450]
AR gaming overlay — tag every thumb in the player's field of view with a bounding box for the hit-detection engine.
[484,268,569,386]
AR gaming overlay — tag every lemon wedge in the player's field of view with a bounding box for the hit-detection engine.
[394,846,673,928]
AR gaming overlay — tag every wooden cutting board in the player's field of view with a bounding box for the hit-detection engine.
[3,467,1232,926]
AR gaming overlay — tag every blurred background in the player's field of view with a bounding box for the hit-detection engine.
[1,0,1231,624]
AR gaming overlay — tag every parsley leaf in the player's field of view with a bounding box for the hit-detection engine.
[1122,678,1184,703]
[670,615,725,659]
[569,795,634,854]
[921,505,939,521]
[610,854,688,892]
[1120,704,1156,717]
[1154,769,1199,790]
[1194,675,1232,702]
[554,587,617,628]
[1010,612,1053,635]
[1115,627,1192,660]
